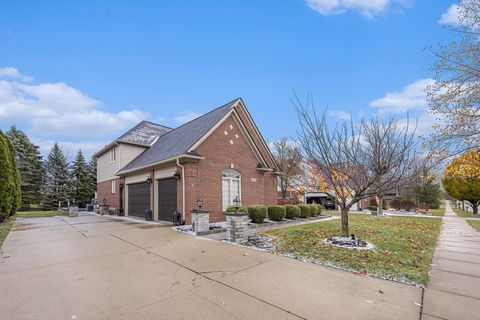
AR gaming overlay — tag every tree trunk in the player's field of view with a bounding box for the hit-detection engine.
[340,207,349,237]
[377,195,383,216]
[462,201,465,211]
[281,189,287,200]
[472,203,478,215]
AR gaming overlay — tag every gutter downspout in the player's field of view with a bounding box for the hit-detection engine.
[176,158,186,222]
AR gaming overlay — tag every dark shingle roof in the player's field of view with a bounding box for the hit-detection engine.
[117,121,171,146]
[118,98,239,173]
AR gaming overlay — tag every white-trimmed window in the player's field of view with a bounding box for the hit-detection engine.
[111,180,116,194]
[110,148,117,163]
[222,169,241,211]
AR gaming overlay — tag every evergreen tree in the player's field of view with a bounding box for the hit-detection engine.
[70,150,91,206]
[44,143,70,209]
[86,157,97,203]
[7,126,44,209]
[0,131,21,221]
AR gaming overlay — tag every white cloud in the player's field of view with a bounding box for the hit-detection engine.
[0,67,33,81]
[369,78,435,113]
[174,111,201,124]
[0,68,148,137]
[305,0,412,18]
[439,4,461,25]
[328,110,351,120]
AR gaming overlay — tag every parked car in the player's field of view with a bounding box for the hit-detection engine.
[323,200,336,210]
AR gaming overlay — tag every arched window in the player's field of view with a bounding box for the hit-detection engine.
[222,169,241,211]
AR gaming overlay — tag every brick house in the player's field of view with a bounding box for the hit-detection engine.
[94,98,278,223]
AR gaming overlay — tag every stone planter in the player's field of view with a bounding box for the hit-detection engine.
[226,212,248,243]
[191,210,210,235]
[68,206,79,217]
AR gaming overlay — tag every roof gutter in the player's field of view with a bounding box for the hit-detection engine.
[176,158,186,222]
[116,154,204,176]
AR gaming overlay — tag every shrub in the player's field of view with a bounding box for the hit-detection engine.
[268,205,286,221]
[367,205,378,211]
[285,205,301,219]
[402,199,416,211]
[389,197,403,210]
[0,211,7,223]
[298,204,311,218]
[308,204,319,216]
[248,205,267,223]
[316,204,323,215]
[226,205,248,213]
[278,199,292,205]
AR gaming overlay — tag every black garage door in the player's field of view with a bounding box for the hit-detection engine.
[157,178,177,222]
[128,182,150,219]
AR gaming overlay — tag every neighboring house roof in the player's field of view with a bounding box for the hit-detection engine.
[117,121,172,146]
[93,121,171,157]
[117,98,240,174]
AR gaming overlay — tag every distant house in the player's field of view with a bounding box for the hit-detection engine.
[94,98,278,223]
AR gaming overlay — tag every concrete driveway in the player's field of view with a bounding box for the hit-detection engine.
[0,215,422,320]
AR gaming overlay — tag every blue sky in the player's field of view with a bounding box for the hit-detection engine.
[0,1,461,159]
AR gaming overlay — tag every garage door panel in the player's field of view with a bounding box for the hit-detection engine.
[128,182,150,218]
[158,178,177,222]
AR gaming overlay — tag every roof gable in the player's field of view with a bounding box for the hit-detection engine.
[117,99,239,173]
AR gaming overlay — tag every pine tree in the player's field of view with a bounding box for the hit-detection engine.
[44,143,70,210]
[86,157,97,203]
[7,126,44,209]
[70,150,91,206]
[0,131,21,221]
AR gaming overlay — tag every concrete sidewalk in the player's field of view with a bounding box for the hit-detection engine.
[0,215,422,320]
[422,201,480,320]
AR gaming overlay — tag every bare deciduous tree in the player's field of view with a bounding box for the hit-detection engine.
[428,0,480,155]
[294,96,434,237]
[272,138,303,200]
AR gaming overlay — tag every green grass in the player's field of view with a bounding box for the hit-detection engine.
[263,215,442,285]
[15,210,68,218]
[452,208,477,218]
[427,203,445,217]
[467,220,480,231]
[0,218,15,248]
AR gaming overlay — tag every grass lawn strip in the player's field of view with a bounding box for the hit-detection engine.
[452,207,477,218]
[0,218,15,248]
[467,220,480,231]
[15,210,69,218]
[263,215,441,286]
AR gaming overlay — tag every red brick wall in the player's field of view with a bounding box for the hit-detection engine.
[97,178,121,208]
[183,114,278,223]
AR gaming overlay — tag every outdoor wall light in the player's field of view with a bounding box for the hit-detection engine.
[146,176,153,184]
[197,197,204,210]
[102,198,107,205]
[173,170,182,180]
[233,196,241,211]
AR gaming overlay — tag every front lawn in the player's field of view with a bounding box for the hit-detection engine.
[263,215,442,285]
[0,218,15,248]
[467,220,480,231]
[15,210,68,218]
[427,203,445,217]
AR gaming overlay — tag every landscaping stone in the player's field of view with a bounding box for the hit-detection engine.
[324,236,374,250]
[241,234,276,251]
